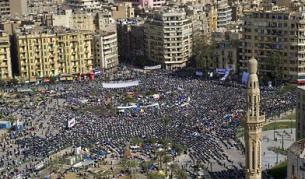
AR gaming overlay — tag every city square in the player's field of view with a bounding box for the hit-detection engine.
[0,68,296,178]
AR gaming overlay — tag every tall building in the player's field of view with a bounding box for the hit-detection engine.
[15,28,93,82]
[0,0,10,18]
[65,0,101,10]
[0,32,12,80]
[216,0,232,28]
[52,9,96,31]
[114,0,165,9]
[240,4,305,82]
[9,0,27,16]
[296,86,305,140]
[243,57,265,179]
[93,31,119,73]
[111,2,135,20]
[144,8,193,70]
[117,18,145,62]
[287,138,305,179]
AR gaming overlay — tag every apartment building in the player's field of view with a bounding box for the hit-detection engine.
[111,2,135,20]
[216,0,232,28]
[10,0,27,16]
[0,0,10,18]
[296,86,305,140]
[65,0,101,11]
[114,0,165,9]
[0,32,12,80]
[240,5,305,82]
[15,28,93,82]
[144,8,193,70]
[93,31,119,73]
[117,18,145,62]
[53,9,96,31]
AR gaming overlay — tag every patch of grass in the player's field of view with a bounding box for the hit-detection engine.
[267,161,287,179]
[263,121,295,131]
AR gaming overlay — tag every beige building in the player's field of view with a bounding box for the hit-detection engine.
[93,31,119,73]
[52,9,96,31]
[111,2,135,20]
[9,0,27,16]
[296,86,305,140]
[287,138,305,179]
[0,32,12,80]
[144,8,193,70]
[15,28,93,82]
[0,0,10,18]
[241,4,305,82]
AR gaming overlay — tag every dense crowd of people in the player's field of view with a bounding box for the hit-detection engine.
[0,68,296,178]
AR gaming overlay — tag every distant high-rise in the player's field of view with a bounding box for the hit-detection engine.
[0,0,10,18]
[9,0,27,16]
[0,32,12,80]
[144,8,192,70]
[244,57,265,179]
[296,86,305,140]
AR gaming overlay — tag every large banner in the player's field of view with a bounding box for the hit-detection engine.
[102,80,139,88]
[144,65,162,70]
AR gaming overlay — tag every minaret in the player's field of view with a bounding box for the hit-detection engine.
[244,57,265,179]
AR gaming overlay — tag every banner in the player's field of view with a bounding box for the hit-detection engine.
[67,118,76,128]
[195,71,203,76]
[144,65,162,70]
[241,72,249,84]
[102,80,139,88]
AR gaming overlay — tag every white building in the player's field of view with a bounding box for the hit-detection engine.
[52,9,96,31]
[144,8,193,70]
[287,138,305,179]
[93,31,119,73]
[216,0,232,28]
[65,0,101,10]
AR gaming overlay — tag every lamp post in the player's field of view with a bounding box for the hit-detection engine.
[290,110,293,134]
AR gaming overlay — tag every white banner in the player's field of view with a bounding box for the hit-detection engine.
[102,80,139,89]
[144,65,162,70]
[67,118,76,128]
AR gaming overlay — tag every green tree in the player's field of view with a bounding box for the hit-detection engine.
[10,78,18,85]
[162,155,172,176]
[193,35,216,73]
[49,76,57,84]
[268,52,285,84]
[147,172,165,179]
[170,164,187,179]
[0,80,6,87]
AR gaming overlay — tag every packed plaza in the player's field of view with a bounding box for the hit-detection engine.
[0,67,296,178]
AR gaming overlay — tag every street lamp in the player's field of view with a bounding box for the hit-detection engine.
[290,110,293,134]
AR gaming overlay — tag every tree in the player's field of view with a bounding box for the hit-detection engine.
[10,78,18,85]
[0,80,6,87]
[170,164,187,179]
[49,76,57,84]
[192,35,216,74]
[162,155,172,176]
[268,52,285,84]
[147,172,165,179]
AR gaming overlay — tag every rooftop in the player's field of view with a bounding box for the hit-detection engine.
[289,138,305,158]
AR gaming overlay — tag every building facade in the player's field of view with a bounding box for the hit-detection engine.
[117,19,145,62]
[296,86,305,140]
[0,32,12,80]
[287,138,305,179]
[9,0,27,16]
[15,29,93,82]
[240,5,305,82]
[114,0,165,9]
[144,8,193,70]
[216,0,232,28]
[93,31,119,73]
[0,0,10,18]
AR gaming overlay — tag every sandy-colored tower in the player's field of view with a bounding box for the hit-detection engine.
[244,57,265,179]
